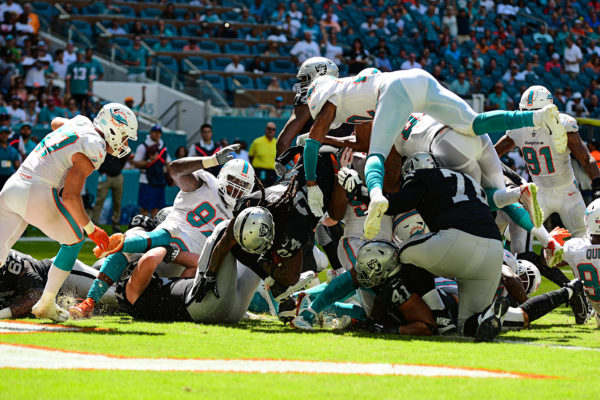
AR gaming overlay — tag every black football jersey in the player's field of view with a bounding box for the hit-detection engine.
[0,251,51,307]
[387,168,501,240]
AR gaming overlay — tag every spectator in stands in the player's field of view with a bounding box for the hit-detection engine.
[153,35,173,52]
[486,82,511,111]
[132,124,171,218]
[266,26,287,43]
[465,67,481,93]
[533,25,553,44]
[130,20,149,36]
[566,92,590,117]
[153,19,177,37]
[271,2,287,24]
[266,77,283,90]
[291,31,321,65]
[344,38,369,74]
[13,76,26,102]
[66,49,92,108]
[449,72,471,96]
[583,53,600,74]
[64,98,80,119]
[321,9,341,34]
[240,8,257,24]
[564,36,583,75]
[267,96,289,118]
[85,48,104,81]
[469,48,485,69]
[502,62,520,86]
[553,87,566,111]
[175,146,188,159]
[37,96,65,125]
[64,42,76,65]
[232,139,250,162]
[262,41,280,57]
[588,94,600,117]
[0,49,16,92]
[182,38,201,52]
[188,123,221,175]
[22,48,48,93]
[246,26,264,41]
[323,33,343,65]
[225,55,246,73]
[360,15,377,33]
[125,36,150,83]
[9,120,35,159]
[545,52,562,72]
[162,2,176,20]
[91,152,129,232]
[442,6,458,38]
[288,2,302,22]
[51,49,68,80]
[590,141,600,170]
[282,13,301,37]
[23,94,38,124]
[0,125,19,190]
[422,3,441,49]
[249,121,277,186]
[249,0,267,23]
[0,0,22,17]
[6,96,25,126]
[374,49,392,72]
[444,41,461,61]
[476,37,489,54]
[107,21,127,36]
[124,86,146,115]
[400,52,421,70]
[22,3,39,34]
[217,22,238,39]
[247,56,267,74]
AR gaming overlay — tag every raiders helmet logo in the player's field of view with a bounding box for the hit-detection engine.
[367,259,381,272]
[315,64,327,76]
[259,223,269,238]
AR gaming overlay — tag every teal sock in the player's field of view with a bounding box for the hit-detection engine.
[122,229,172,253]
[311,271,357,314]
[485,188,500,212]
[502,202,534,232]
[365,154,386,193]
[53,241,84,272]
[472,110,535,136]
[303,283,328,297]
[87,252,128,302]
[333,302,367,321]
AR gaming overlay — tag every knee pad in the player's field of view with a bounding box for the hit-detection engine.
[53,240,85,272]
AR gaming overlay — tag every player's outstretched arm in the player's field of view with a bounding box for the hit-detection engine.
[1,288,43,319]
[568,132,600,194]
[494,135,516,158]
[304,101,337,183]
[276,104,312,155]
[167,144,240,192]
[397,294,437,336]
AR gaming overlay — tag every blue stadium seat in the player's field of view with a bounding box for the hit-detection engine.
[183,57,209,72]
[551,67,562,78]
[227,75,256,90]
[141,8,162,18]
[199,41,221,53]
[269,59,295,73]
[224,42,251,54]
[112,37,132,48]
[71,20,93,41]
[212,57,232,70]
[156,56,179,73]
[202,74,226,91]
[171,39,188,51]
[32,2,57,19]
[255,75,272,89]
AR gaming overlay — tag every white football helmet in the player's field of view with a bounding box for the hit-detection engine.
[93,103,138,158]
[516,259,541,295]
[297,57,339,88]
[217,159,255,207]
[354,240,401,288]
[392,210,429,243]
[155,206,173,224]
[585,199,600,235]
[233,206,275,254]
[401,152,438,180]
[356,67,381,76]
[519,85,553,110]
[503,249,519,273]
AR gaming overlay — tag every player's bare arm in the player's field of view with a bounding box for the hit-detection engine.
[6,288,43,318]
[126,247,166,304]
[264,251,303,287]
[568,132,600,181]
[62,152,96,233]
[383,146,403,193]
[306,101,337,186]
[276,104,312,155]
[321,123,372,152]
[494,135,516,158]
[501,264,528,304]
[206,222,238,275]
[328,179,347,221]
[397,294,437,336]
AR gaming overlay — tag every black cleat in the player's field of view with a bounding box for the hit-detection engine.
[567,279,594,325]
[278,297,297,323]
[475,297,510,343]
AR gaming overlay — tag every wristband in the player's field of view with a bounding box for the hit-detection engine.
[203,156,219,168]
[83,221,95,235]
[0,307,12,319]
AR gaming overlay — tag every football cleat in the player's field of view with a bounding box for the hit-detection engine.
[566,279,594,325]
[68,297,96,319]
[595,312,600,328]
[277,297,297,323]
[540,104,567,153]
[257,281,278,317]
[475,297,510,342]
[93,233,125,258]
[519,183,543,228]
[432,309,457,335]
[543,237,564,268]
[31,300,69,323]
[291,314,315,330]
[273,271,316,302]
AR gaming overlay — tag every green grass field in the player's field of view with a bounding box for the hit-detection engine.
[2,241,600,399]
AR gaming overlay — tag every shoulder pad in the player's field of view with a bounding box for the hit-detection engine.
[559,113,579,133]
[563,237,588,257]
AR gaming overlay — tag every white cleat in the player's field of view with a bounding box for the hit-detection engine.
[539,104,567,153]
[543,238,564,268]
[291,314,315,330]
[519,183,543,228]
[363,195,388,239]
[31,300,69,323]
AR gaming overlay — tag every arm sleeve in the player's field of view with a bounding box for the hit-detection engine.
[310,270,357,314]
[364,153,385,192]
[303,138,322,181]
[385,181,426,215]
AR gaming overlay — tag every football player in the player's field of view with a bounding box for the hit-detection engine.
[300,70,567,239]
[563,198,600,325]
[495,85,600,238]
[69,146,254,318]
[0,103,137,321]
[0,250,117,320]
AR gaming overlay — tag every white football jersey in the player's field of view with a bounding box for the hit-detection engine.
[506,113,578,189]
[563,237,600,313]
[393,113,444,156]
[19,115,106,188]
[158,170,231,254]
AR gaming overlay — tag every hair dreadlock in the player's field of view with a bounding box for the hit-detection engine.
[266,175,299,222]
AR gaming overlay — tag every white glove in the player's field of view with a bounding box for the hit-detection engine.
[307,184,324,217]
[338,167,362,193]
[296,132,310,147]
[363,187,388,239]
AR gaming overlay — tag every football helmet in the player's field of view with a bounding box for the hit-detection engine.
[233,206,275,254]
[297,57,339,88]
[93,103,138,158]
[356,67,381,76]
[354,240,401,288]
[503,249,519,273]
[516,259,542,295]
[519,85,553,111]
[392,210,428,243]
[217,159,255,207]
[401,152,438,180]
[585,199,600,236]
[155,206,173,224]
[128,214,158,231]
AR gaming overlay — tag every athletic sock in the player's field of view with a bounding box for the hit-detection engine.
[121,229,172,253]
[311,270,356,314]
[87,252,128,302]
[472,110,535,136]
[502,202,534,231]
[333,302,367,321]
[43,266,71,298]
[422,289,445,310]
[520,287,569,323]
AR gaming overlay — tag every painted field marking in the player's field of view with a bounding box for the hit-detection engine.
[0,321,110,335]
[0,342,556,379]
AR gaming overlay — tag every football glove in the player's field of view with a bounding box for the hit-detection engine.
[215,144,240,165]
[88,226,109,253]
[163,244,180,264]
[192,270,219,303]
[338,147,354,168]
[338,167,362,194]
[296,132,310,147]
[307,184,325,217]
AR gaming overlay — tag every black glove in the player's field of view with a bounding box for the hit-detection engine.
[162,244,180,264]
[592,177,600,199]
[192,270,219,303]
